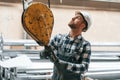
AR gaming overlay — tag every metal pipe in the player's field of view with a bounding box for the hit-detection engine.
[48,0,50,8]
[86,71,120,80]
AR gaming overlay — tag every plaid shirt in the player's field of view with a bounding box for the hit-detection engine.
[49,33,91,80]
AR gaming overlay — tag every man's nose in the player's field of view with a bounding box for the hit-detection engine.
[72,17,75,21]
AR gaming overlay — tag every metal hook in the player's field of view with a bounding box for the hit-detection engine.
[21,0,33,10]
[48,0,50,8]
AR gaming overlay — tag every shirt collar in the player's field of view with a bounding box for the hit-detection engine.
[66,33,82,40]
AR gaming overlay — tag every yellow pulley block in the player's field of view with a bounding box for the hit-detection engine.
[22,2,54,46]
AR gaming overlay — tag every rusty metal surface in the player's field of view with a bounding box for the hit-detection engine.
[22,2,54,45]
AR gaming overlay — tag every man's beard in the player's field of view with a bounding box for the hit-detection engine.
[68,23,77,29]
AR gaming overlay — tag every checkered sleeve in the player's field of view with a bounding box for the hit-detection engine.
[66,42,91,74]
[49,34,62,54]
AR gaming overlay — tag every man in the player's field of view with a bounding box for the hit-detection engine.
[40,11,92,80]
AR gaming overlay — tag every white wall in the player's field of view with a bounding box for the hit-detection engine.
[51,7,120,42]
[0,2,120,42]
[0,2,23,39]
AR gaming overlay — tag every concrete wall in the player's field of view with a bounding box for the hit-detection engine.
[0,2,23,39]
[0,2,120,42]
[51,7,120,42]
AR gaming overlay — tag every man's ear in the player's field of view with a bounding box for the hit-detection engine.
[81,23,86,31]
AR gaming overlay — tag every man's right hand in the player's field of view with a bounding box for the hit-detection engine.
[40,46,59,63]
[39,46,52,59]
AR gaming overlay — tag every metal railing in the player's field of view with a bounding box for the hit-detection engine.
[0,35,120,80]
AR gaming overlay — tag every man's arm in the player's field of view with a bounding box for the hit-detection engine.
[39,49,49,59]
[57,42,91,74]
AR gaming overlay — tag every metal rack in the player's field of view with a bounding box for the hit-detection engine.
[1,34,120,80]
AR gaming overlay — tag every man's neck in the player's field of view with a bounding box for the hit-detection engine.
[70,29,82,38]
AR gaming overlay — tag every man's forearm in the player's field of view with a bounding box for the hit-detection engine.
[58,59,89,74]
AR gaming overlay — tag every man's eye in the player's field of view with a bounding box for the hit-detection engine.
[77,17,81,19]
[78,16,80,19]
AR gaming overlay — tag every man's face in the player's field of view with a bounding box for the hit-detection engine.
[68,12,85,30]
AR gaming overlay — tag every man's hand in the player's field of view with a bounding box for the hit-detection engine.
[40,45,59,63]
[55,60,68,73]
[39,46,52,59]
